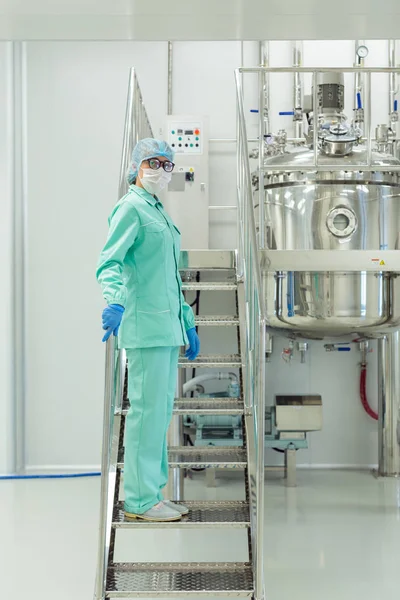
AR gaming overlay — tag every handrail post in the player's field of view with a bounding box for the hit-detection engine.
[94,336,116,600]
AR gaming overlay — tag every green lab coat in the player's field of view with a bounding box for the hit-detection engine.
[96,185,195,349]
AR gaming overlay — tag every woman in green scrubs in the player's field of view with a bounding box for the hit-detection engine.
[97,139,200,522]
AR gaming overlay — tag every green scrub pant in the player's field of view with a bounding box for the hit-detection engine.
[123,346,180,515]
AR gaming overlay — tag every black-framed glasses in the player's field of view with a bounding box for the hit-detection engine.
[146,158,175,173]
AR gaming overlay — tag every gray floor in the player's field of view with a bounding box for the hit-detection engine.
[2,469,400,600]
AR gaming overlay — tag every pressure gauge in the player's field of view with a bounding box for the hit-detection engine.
[356,45,369,60]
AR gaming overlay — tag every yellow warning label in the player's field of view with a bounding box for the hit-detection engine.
[380,260,385,266]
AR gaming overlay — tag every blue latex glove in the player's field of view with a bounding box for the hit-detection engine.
[185,327,200,361]
[102,304,125,342]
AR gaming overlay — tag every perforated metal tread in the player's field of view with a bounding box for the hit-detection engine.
[122,398,244,416]
[118,446,247,469]
[195,315,239,326]
[112,501,250,528]
[106,562,254,597]
[174,398,244,414]
[181,282,237,291]
[168,447,247,469]
[178,354,242,368]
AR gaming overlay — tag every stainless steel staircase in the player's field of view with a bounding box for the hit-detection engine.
[94,251,266,600]
[94,67,266,600]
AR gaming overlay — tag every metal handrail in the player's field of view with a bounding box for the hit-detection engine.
[94,336,117,600]
[118,68,154,199]
[235,68,266,600]
[94,68,152,600]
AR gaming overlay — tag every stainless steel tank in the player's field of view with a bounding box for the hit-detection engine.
[254,146,400,338]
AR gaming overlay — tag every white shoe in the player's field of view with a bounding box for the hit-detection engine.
[125,501,181,522]
[163,500,189,516]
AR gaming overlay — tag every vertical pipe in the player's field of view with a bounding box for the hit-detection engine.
[312,72,318,169]
[11,41,28,474]
[167,367,185,500]
[255,316,266,600]
[293,41,303,139]
[378,332,400,477]
[258,68,265,248]
[94,336,116,600]
[259,42,270,133]
[354,40,365,111]
[388,40,398,151]
[366,72,372,168]
[168,41,173,115]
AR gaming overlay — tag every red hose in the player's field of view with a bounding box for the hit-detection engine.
[360,364,378,420]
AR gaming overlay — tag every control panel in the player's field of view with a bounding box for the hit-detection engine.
[162,115,209,249]
[168,122,203,154]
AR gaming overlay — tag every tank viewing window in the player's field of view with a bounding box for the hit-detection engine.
[333,213,350,231]
[326,206,357,238]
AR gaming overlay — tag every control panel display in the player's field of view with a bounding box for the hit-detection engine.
[168,122,203,154]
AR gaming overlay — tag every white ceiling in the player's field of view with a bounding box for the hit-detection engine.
[0,0,399,41]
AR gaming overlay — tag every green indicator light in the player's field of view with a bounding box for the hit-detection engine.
[190,144,194,147]
[172,130,175,135]
[178,137,182,141]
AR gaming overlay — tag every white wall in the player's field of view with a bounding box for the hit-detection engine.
[1,39,395,473]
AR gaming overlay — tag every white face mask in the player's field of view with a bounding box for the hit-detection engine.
[139,168,172,195]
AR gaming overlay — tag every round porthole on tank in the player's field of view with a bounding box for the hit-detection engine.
[326,206,358,238]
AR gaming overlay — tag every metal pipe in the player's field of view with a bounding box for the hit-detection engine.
[293,41,303,139]
[166,366,185,500]
[255,314,266,599]
[168,41,173,115]
[235,67,267,600]
[312,72,318,169]
[354,40,365,111]
[366,72,372,167]
[258,69,266,248]
[259,41,270,133]
[389,41,396,114]
[388,40,398,145]
[11,41,28,474]
[378,332,400,476]
[208,205,237,210]
[209,138,305,143]
[239,67,400,73]
[94,336,116,600]
[235,69,267,315]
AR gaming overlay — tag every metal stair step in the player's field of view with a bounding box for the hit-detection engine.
[174,398,244,414]
[122,398,244,416]
[112,500,250,528]
[178,354,242,368]
[106,562,254,598]
[182,282,237,291]
[195,314,239,326]
[168,447,247,469]
[117,446,247,469]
